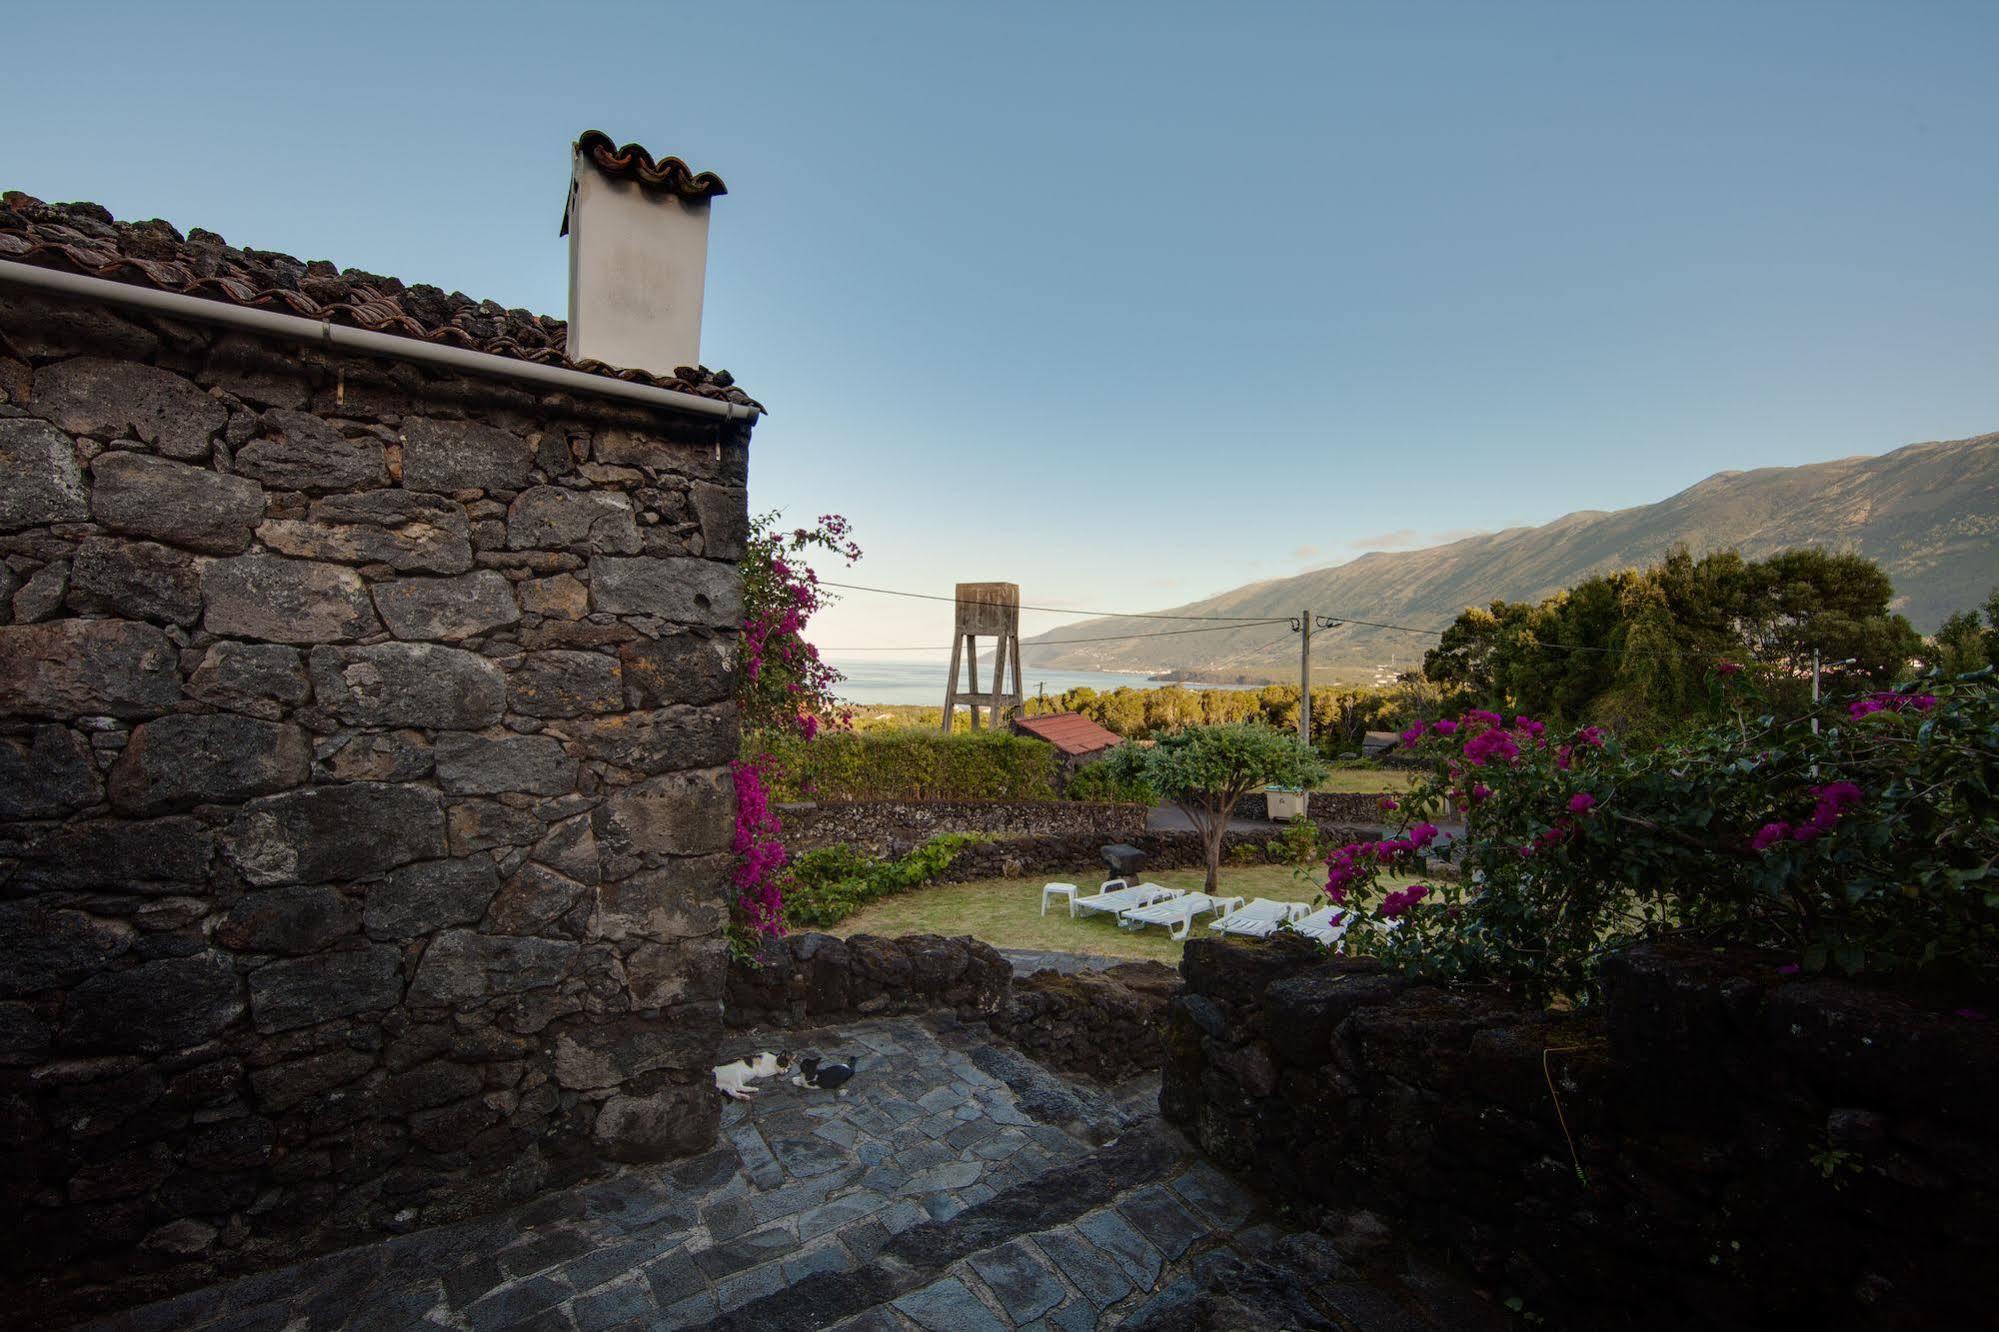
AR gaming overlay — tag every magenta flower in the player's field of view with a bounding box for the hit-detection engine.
[1377,796,1399,812]
[1470,783,1493,803]
[1576,726,1605,748]
[1400,723,1427,746]
[1377,884,1432,919]
[1467,709,1503,728]
[1715,660,1741,676]
[1432,719,1458,736]
[1513,715,1545,737]
[1849,698,1886,719]
[1777,963,1801,976]
[1408,822,1441,849]
[1567,792,1596,815]
[1750,822,1791,851]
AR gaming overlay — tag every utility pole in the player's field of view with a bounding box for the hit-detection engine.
[1298,608,1313,746]
[1810,651,1858,735]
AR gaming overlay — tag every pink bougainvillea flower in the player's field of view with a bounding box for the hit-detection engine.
[1470,783,1494,803]
[1400,723,1427,746]
[1432,719,1459,736]
[1849,698,1887,719]
[1909,694,1938,711]
[796,712,820,741]
[1814,781,1864,812]
[1750,822,1791,851]
[1377,796,1399,812]
[1463,730,1521,767]
[1513,715,1545,737]
[1715,660,1741,676]
[1777,963,1801,976]
[1467,709,1503,728]
[1791,822,1822,843]
[1409,822,1441,849]
[1378,884,1432,919]
[1576,726,1606,748]
[1567,792,1596,815]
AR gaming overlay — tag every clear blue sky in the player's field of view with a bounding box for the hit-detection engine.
[7,1,1996,652]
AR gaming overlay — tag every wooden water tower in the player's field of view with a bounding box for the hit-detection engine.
[942,582,1023,731]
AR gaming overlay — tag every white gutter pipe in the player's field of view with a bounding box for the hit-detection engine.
[0,259,760,422]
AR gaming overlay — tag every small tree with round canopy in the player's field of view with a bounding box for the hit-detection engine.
[1100,723,1327,893]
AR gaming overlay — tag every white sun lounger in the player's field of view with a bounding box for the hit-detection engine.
[1208,898,1309,938]
[1289,905,1352,945]
[1120,892,1245,941]
[1071,879,1181,920]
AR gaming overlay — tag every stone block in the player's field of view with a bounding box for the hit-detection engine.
[363,858,500,939]
[593,768,734,858]
[217,885,361,955]
[0,725,101,819]
[519,574,587,620]
[556,705,736,775]
[226,782,446,886]
[65,536,204,625]
[446,798,544,853]
[58,953,244,1053]
[234,410,388,490]
[11,559,69,622]
[409,930,578,1004]
[32,356,227,459]
[508,650,623,718]
[315,729,433,782]
[594,1084,717,1163]
[0,902,135,996]
[529,815,600,885]
[589,859,730,943]
[248,1047,377,1112]
[203,553,381,642]
[689,482,748,561]
[0,417,89,530]
[0,619,181,718]
[247,945,404,1033]
[90,450,265,554]
[486,863,590,935]
[401,418,534,493]
[17,815,213,890]
[109,713,310,813]
[506,486,642,553]
[434,731,577,796]
[187,642,311,720]
[587,556,741,627]
[257,490,473,574]
[371,571,520,641]
[310,642,506,729]
[617,632,735,707]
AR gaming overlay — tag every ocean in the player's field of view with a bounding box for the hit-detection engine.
[822,656,1259,707]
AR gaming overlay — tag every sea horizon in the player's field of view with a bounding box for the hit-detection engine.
[821,655,1264,708]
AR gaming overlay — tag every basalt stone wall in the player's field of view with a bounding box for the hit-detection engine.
[724,931,1011,1029]
[1161,936,1999,1330]
[988,961,1179,1084]
[776,798,1149,856]
[0,289,751,1318]
[931,827,1318,886]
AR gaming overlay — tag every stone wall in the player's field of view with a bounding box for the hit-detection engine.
[777,798,1149,856]
[1160,936,1999,1329]
[724,932,1011,1029]
[988,962,1178,1084]
[0,289,750,1318]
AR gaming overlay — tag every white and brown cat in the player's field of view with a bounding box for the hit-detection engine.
[713,1051,792,1101]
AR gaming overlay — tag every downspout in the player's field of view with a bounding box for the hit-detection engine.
[0,259,761,423]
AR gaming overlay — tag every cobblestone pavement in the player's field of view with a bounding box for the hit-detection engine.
[89,1015,1495,1331]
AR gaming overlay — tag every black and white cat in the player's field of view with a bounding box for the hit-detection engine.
[713,1051,792,1101]
[790,1055,857,1095]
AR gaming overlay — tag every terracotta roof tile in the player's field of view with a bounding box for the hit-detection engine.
[574,130,728,201]
[1013,712,1125,757]
[0,190,761,412]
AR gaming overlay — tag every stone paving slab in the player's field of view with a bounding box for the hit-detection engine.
[87,1012,1501,1331]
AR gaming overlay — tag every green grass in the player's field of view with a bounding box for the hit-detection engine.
[1313,767,1417,794]
[831,862,1420,965]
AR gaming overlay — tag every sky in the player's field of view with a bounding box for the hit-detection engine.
[6,1,1997,654]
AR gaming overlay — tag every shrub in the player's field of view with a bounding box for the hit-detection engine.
[749,729,1061,802]
[1318,670,1999,1001]
[1064,758,1158,804]
[785,833,984,928]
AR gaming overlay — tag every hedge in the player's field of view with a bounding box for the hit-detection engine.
[750,729,1062,801]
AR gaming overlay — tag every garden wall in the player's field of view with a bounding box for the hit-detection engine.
[1160,936,1999,1329]
[724,931,1012,1029]
[777,797,1148,856]
[0,287,750,1318]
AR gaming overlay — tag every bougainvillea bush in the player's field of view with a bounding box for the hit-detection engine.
[729,513,862,945]
[1317,669,1999,1001]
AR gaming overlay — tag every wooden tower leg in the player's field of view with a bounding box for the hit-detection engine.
[965,636,982,730]
[942,627,965,732]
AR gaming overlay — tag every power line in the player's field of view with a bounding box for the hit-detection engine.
[816,580,1292,624]
[823,621,1297,652]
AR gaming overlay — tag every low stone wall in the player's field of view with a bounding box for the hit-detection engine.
[1160,936,1999,1329]
[988,962,1178,1084]
[932,827,1302,886]
[777,798,1148,856]
[1305,791,1397,824]
[723,932,1011,1029]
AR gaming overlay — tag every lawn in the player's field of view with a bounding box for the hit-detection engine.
[832,862,1421,965]
[1313,766,1417,794]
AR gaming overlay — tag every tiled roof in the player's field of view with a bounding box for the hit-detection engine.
[0,191,761,411]
[574,130,728,200]
[1013,712,1125,757]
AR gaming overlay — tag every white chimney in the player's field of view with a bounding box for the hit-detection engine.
[561,130,726,378]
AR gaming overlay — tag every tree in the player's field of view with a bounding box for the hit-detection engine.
[1100,724,1326,892]
[1929,587,1999,673]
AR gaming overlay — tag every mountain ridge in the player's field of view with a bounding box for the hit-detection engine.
[1022,434,1999,679]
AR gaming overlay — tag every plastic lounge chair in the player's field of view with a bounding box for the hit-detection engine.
[1121,892,1245,941]
[1289,905,1352,945]
[1208,898,1308,938]
[1072,879,1180,920]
